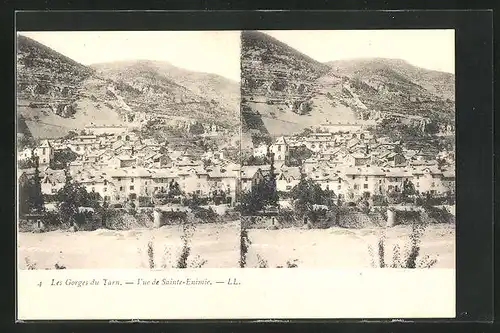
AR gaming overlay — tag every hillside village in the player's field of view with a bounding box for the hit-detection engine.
[242,121,455,204]
[18,122,241,214]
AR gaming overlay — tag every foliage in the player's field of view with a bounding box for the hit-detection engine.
[167,180,182,197]
[287,145,313,166]
[257,254,268,268]
[424,121,440,135]
[239,227,251,268]
[177,222,196,268]
[50,148,78,170]
[63,130,78,140]
[18,158,35,169]
[188,122,205,135]
[286,259,299,268]
[402,179,417,198]
[147,241,155,269]
[18,157,44,216]
[289,173,335,216]
[55,171,101,226]
[242,155,269,166]
[17,133,37,151]
[368,224,438,269]
[299,128,313,137]
[191,206,218,223]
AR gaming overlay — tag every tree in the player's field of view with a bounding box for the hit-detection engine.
[300,128,313,137]
[23,156,45,214]
[55,170,99,226]
[242,155,269,166]
[266,151,278,206]
[425,122,440,135]
[189,122,205,135]
[18,158,35,169]
[63,130,78,140]
[239,190,265,215]
[288,145,313,166]
[168,180,182,197]
[289,173,334,215]
[50,148,78,170]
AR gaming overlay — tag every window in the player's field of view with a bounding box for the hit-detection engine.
[363,184,368,189]
[286,185,292,190]
[277,145,281,152]
[379,179,382,184]
[431,182,435,187]
[365,176,368,181]
[354,184,359,190]
[104,180,108,185]
[416,182,420,187]
[338,178,342,183]
[117,177,121,181]
[197,183,201,188]
[120,186,124,191]
[352,175,355,180]
[131,178,134,183]
[130,186,134,190]
[145,181,148,185]
[104,187,107,192]
[42,148,46,154]
[337,185,341,190]
[42,159,46,163]
[416,175,420,179]
[91,187,95,192]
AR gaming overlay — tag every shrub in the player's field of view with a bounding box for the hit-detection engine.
[143,222,206,269]
[257,254,268,268]
[368,224,437,269]
[239,227,251,268]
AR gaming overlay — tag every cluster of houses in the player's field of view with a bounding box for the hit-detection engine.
[17,118,455,211]
[246,128,456,201]
[17,124,241,207]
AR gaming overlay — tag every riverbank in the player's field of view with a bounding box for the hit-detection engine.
[18,221,240,269]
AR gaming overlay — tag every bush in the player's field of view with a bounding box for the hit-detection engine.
[368,224,438,269]
[191,206,218,223]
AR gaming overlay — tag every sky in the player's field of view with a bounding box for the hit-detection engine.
[19,31,242,81]
[19,30,455,82]
[264,30,455,74]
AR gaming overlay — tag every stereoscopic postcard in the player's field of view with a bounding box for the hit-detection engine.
[16,25,457,320]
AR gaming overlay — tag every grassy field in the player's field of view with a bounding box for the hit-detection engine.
[18,221,240,269]
[244,224,455,269]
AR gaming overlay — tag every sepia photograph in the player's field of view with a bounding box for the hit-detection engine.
[240,30,456,269]
[16,31,242,269]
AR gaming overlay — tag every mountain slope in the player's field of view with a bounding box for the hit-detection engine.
[16,35,240,141]
[241,31,359,142]
[327,58,455,119]
[16,34,129,139]
[241,32,455,144]
[91,60,239,126]
[328,58,455,101]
